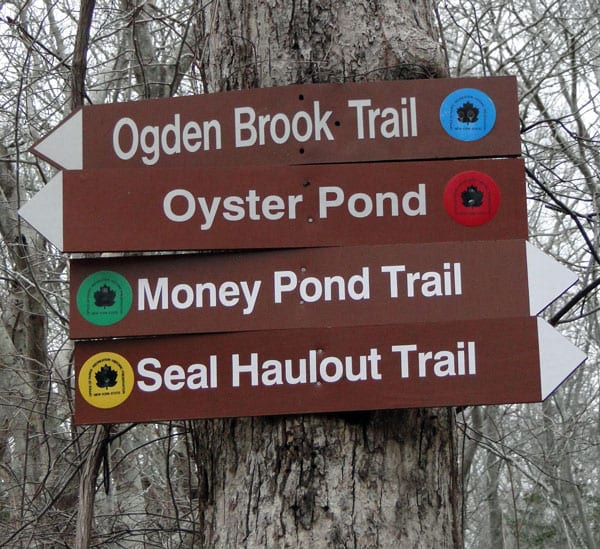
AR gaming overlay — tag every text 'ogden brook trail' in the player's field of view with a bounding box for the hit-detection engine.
[111,98,418,165]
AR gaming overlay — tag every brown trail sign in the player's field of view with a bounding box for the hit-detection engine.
[19,73,587,425]
[73,317,585,424]
[69,239,576,340]
[30,76,520,171]
[20,158,526,252]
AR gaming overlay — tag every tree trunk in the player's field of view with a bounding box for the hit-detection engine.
[484,409,505,549]
[75,424,110,549]
[191,1,459,546]
[191,410,459,547]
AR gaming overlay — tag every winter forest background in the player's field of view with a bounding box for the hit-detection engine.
[0,0,598,547]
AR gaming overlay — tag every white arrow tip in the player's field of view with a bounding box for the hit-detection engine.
[526,242,578,315]
[18,172,64,250]
[31,110,83,170]
[537,318,586,399]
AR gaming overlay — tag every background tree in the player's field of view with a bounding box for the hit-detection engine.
[117,1,460,547]
[0,0,597,547]
[439,1,599,546]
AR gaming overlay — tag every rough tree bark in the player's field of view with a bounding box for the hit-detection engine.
[189,1,459,547]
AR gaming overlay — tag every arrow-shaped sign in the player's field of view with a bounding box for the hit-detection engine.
[30,77,520,171]
[73,316,586,424]
[32,110,83,170]
[18,158,527,252]
[19,171,64,249]
[69,239,577,340]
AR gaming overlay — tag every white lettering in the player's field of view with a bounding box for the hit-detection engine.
[292,111,313,141]
[195,282,217,308]
[163,189,196,222]
[381,265,406,298]
[319,186,345,218]
[402,183,427,216]
[136,356,218,392]
[112,117,138,160]
[162,189,303,230]
[274,271,297,304]
[172,284,194,309]
[231,348,382,387]
[138,277,168,310]
[161,114,181,156]
[348,192,373,218]
[197,196,221,230]
[136,357,163,391]
[319,184,426,219]
[164,364,186,390]
[234,107,257,147]
[347,99,371,139]
[392,341,476,378]
[313,101,334,140]
[348,97,417,139]
[137,278,262,315]
[234,101,334,148]
[319,357,343,383]
[240,281,261,315]
[182,121,202,152]
[232,353,259,387]
[383,262,462,299]
[140,125,160,165]
[112,114,222,165]
[219,281,240,307]
[270,113,291,144]
[274,268,370,303]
